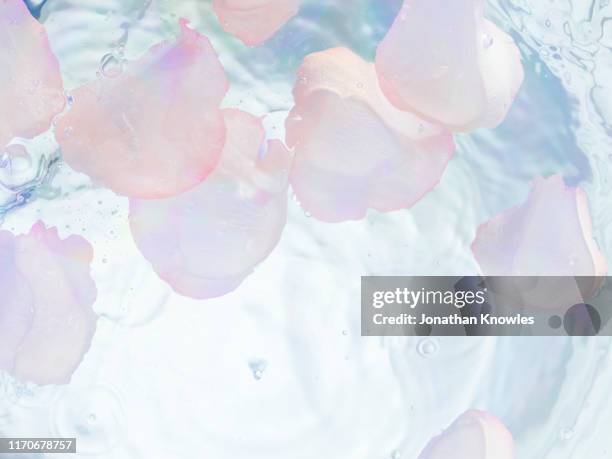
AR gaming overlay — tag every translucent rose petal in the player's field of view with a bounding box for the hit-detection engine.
[0,0,65,148]
[213,0,300,45]
[375,0,524,131]
[472,175,607,277]
[472,176,607,310]
[0,222,97,385]
[56,20,228,199]
[419,410,514,459]
[129,109,290,299]
[285,47,454,223]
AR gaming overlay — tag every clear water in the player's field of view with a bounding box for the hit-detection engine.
[1,0,612,458]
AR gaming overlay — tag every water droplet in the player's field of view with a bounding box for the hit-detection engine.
[248,359,267,381]
[417,338,439,357]
[560,427,574,440]
[482,33,494,49]
[52,385,125,455]
[99,53,124,79]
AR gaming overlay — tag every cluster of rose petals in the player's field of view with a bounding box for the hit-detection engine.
[0,223,97,385]
[0,0,65,148]
[129,109,291,299]
[213,0,300,45]
[56,20,229,199]
[375,0,524,132]
[472,175,607,277]
[285,47,455,222]
[418,410,514,459]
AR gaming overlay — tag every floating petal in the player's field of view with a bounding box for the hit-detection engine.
[472,175,607,277]
[56,20,228,199]
[375,0,524,131]
[0,223,97,385]
[419,410,514,459]
[472,176,607,310]
[129,109,290,299]
[213,0,300,45]
[0,0,65,148]
[285,47,454,222]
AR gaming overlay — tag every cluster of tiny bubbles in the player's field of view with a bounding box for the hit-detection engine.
[51,384,126,455]
[0,374,59,410]
[248,359,268,381]
[416,338,439,358]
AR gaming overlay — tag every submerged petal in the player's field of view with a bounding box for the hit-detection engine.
[0,223,97,385]
[472,176,607,311]
[129,109,290,299]
[375,0,524,131]
[419,410,514,459]
[472,175,607,277]
[0,0,65,148]
[213,0,300,45]
[56,20,228,199]
[285,47,454,223]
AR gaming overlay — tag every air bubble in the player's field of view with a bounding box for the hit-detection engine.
[99,53,124,79]
[52,384,126,455]
[482,33,494,49]
[248,359,267,381]
[559,427,574,440]
[417,338,439,357]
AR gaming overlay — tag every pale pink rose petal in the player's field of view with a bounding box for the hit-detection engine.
[129,108,290,299]
[213,0,300,46]
[0,0,65,148]
[472,176,607,310]
[472,175,607,277]
[419,410,514,459]
[285,47,454,223]
[56,20,228,199]
[0,222,97,386]
[375,0,524,131]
